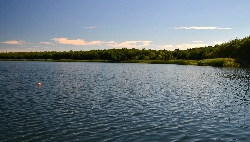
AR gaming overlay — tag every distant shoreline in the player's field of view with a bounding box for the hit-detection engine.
[1,36,250,67]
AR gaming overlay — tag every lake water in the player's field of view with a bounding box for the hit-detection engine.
[1,61,250,141]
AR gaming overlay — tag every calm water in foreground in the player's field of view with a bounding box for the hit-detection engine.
[1,61,250,141]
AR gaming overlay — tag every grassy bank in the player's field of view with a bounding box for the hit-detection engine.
[150,60,197,65]
[150,58,241,67]
[197,58,240,67]
[0,58,247,67]
[51,59,109,62]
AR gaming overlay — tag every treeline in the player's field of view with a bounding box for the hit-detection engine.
[0,36,250,63]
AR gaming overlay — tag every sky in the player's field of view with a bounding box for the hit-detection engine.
[0,0,250,52]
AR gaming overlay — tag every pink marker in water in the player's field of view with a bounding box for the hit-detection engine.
[38,82,41,86]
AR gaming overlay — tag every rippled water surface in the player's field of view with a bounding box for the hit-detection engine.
[1,61,250,141]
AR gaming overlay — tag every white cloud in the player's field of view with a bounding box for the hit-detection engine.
[40,42,55,45]
[214,41,223,45]
[147,26,158,29]
[193,41,203,43]
[84,26,99,29]
[173,26,232,30]
[0,48,34,52]
[217,27,232,30]
[52,38,103,46]
[176,44,209,50]
[26,48,36,50]
[157,45,175,50]
[84,26,121,28]
[0,40,25,45]
[107,41,151,48]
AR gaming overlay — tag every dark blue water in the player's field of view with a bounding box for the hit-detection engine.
[1,61,250,141]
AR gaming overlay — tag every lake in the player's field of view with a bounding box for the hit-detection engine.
[0,61,250,141]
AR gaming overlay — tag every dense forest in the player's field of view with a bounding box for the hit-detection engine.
[1,36,250,66]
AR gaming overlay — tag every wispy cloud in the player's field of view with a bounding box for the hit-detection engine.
[84,26,121,29]
[40,42,55,45]
[84,26,99,29]
[176,44,209,50]
[0,40,25,45]
[147,26,158,29]
[193,41,203,43]
[107,41,151,48]
[156,43,209,51]
[173,26,232,30]
[157,45,175,50]
[25,48,36,50]
[0,48,35,52]
[214,41,223,45]
[52,38,103,46]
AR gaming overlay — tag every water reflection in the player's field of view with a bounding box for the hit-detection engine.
[1,62,250,141]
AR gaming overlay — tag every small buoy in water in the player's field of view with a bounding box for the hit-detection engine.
[38,82,41,86]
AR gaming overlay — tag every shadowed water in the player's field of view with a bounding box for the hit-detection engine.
[0,61,250,141]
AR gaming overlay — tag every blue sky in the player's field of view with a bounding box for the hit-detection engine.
[1,0,250,52]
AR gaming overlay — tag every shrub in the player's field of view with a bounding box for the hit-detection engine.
[197,58,240,67]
